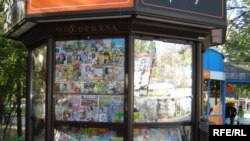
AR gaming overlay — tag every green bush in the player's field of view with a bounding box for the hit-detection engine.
[2,136,25,141]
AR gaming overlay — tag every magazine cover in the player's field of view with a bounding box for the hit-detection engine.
[83,82,94,94]
[157,98,169,121]
[102,39,112,51]
[54,82,69,93]
[55,64,68,82]
[133,127,182,141]
[80,95,99,121]
[56,52,67,65]
[99,95,124,122]
[98,113,108,122]
[71,82,82,93]
[58,83,68,93]
[55,94,70,120]
[66,64,74,81]
[68,95,81,110]
[93,80,105,94]
[134,97,158,122]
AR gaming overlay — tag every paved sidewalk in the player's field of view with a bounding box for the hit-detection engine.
[241,111,250,125]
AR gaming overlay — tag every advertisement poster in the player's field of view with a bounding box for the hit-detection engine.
[27,0,134,14]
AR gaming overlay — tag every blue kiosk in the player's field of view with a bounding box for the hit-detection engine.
[202,48,250,125]
[203,48,225,124]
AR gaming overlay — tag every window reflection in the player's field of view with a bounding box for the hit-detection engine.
[202,80,223,124]
[134,127,185,141]
[31,45,47,140]
[134,39,192,123]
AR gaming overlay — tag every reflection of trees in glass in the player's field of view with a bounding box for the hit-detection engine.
[151,43,192,88]
[135,40,192,89]
[134,39,192,123]
[134,39,156,55]
[31,46,47,140]
[32,47,46,102]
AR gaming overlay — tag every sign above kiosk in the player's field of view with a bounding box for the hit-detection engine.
[27,0,134,14]
[140,0,224,19]
[5,0,226,43]
[26,0,225,26]
[138,0,226,25]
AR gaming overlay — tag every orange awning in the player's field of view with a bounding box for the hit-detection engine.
[226,84,235,94]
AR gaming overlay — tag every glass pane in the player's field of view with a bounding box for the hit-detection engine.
[203,80,223,124]
[54,39,125,123]
[183,126,192,141]
[134,39,192,123]
[55,126,124,141]
[134,127,185,141]
[31,45,47,140]
[208,80,222,116]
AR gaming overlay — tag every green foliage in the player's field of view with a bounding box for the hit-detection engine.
[0,1,26,139]
[223,0,250,61]
[2,136,25,141]
[223,0,250,99]
[243,0,250,6]
[232,85,250,98]
[224,26,250,62]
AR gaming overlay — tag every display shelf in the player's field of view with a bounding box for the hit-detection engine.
[133,126,186,141]
[54,124,124,141]
[54,93,124,95]
[134,122,191,128]
[54,120,124,128]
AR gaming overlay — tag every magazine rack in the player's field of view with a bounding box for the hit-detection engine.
[4,0,226,141]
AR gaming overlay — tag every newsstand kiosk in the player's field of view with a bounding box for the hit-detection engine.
[4,0,226,141]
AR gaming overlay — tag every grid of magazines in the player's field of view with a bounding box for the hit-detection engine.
[55,127,123,141]
[133,127,183,141]
[54,38,125,123]
[55,94,124,122]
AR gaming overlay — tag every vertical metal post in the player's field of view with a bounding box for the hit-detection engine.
[16,46,23,137]
[207,80,211,118]
[46,37,54,141]
[125,34,134,141]
[192,42,202,141]
[222,81,226,124]
[26,49,32,141]
[17,82,22,137]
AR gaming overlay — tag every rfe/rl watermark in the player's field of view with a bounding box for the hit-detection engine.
[213,129,247,137]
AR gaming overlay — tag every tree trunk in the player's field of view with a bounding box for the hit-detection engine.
[17,83,22,137]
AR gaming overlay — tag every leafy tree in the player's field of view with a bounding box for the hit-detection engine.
[232,85,250,99]
[223,0,250,61]
[223,0,250,99]
[0,0,26,140]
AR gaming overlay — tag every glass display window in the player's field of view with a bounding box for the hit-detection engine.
[133,127,186,141]
[55,125,124,141]
[54,38,125,123]
[31,45,47,141]
[202,80,223,124]
[134,39,193,123]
